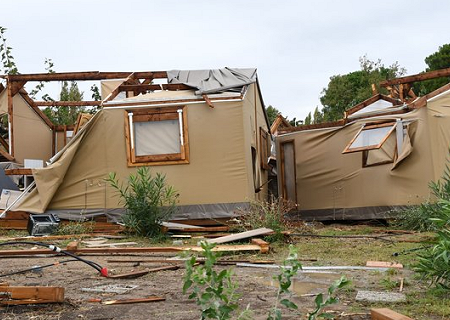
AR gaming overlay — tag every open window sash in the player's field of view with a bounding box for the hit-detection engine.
[342,122,396,154]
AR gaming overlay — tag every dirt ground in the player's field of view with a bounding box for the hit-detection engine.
[0,226,446,320]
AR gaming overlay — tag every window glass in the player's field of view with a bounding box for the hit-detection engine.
[135,120,180,156]
[349,126,392,149]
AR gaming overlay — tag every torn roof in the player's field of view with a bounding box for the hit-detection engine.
[167,68,257,95]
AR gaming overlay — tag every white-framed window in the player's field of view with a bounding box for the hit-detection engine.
[125,106,189,166]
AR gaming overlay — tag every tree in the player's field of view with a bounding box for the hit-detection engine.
[42,81,86,125]
[319,56,406,122]
[417,44,450,95]
[265,105,280,125]
[304,112,312,125]
[312,106,323,124]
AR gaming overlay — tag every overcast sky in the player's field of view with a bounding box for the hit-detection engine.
[1,0,449,120]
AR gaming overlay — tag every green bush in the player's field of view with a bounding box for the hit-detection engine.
[183,242,241,320]
[235,197,295,242]
[106,167,178,238]
[399,162,450,289]
[394,164,450,231]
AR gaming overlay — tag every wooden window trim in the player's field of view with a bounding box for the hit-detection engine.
[124,106,190,167]
[362,150,395,168]
[342,122,396,154]
[259,128,270,170]
[279,139,297,203]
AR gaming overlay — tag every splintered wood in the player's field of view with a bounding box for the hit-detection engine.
[0,285,64,305]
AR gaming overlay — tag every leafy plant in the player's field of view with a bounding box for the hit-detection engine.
[307,276,350,320]
[56,221,95,235]
[0,26,19,75]
[399,159,450,289]
[183,242,241,320]
[106,167,178,238]
[268,245,302,320]
[394,162,450,232]
[235,197,295,242]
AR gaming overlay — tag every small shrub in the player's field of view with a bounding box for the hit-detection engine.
[106,167,178,238]
[268,245,302,320]
[394,163,450,232]
[183,242,240,320]
[235,197,295,242]
[56,221,94,235]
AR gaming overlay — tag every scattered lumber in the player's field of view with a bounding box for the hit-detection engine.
[366,261,403,269]
[206,228,273,244]
[0,243,269,256]
[0,234,126,242]
[251,238,269,254]
[106,258,275,265]
[0,285,64,305]
[371,308,413,320]
[101,296,165,305]
[84,242,138,248]
[108,265,180,279]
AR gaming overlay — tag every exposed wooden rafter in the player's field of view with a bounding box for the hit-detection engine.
[380,67,450,87]
[34,101,102,107]
[2,71,168,82]
[344,94,402,118]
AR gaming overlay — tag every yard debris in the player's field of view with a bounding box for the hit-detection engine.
[81,284,138,294]
[0,285,64,305]
[236,263,391,272]
[0,243,270,256]
[84,242,138,248]
[107,265,180,279]
[356,291,406,303]
[366,261,403,269]
[371,308,413,320]
[101,296,165,305]
[206,227,273,244]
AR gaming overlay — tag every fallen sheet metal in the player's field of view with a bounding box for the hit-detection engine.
[356,290,406,303]
[81,284,138,294]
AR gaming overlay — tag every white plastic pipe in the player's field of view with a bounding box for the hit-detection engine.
[128,112,134,150]
[177,109,184,146]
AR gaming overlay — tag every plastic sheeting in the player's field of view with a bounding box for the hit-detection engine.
[167,68,257,95]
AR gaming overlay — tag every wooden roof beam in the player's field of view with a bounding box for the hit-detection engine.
[2,71,168,82]
[34,101,102,107]
[380,67,450,87]
[118,83,193,92]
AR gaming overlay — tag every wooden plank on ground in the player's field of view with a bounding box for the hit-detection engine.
[251,238,270,253]
[108,265,180,279]
[366,261,403,269]
[371,308,413,320]
[101,296,165,305]
[0,244,268,256]
[207,228,273,244]
[0,286,64,305]
[0,220,28,229]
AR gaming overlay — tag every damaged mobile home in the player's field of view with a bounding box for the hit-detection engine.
[1,68,271,221]
[276,68,450,220]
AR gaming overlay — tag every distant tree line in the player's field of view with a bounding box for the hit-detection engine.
[266,44,450,126]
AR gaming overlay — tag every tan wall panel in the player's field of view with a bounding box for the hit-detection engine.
[46,100,250,210]
[277,108,434,211]
[13,95,52,164]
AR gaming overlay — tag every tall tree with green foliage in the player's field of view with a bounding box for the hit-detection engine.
[417,44,450,95]
[304,112,312,125]
[319,56,406,122]
[0,26,19,75]
[265,105,280,125]
[43,81,86,125]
